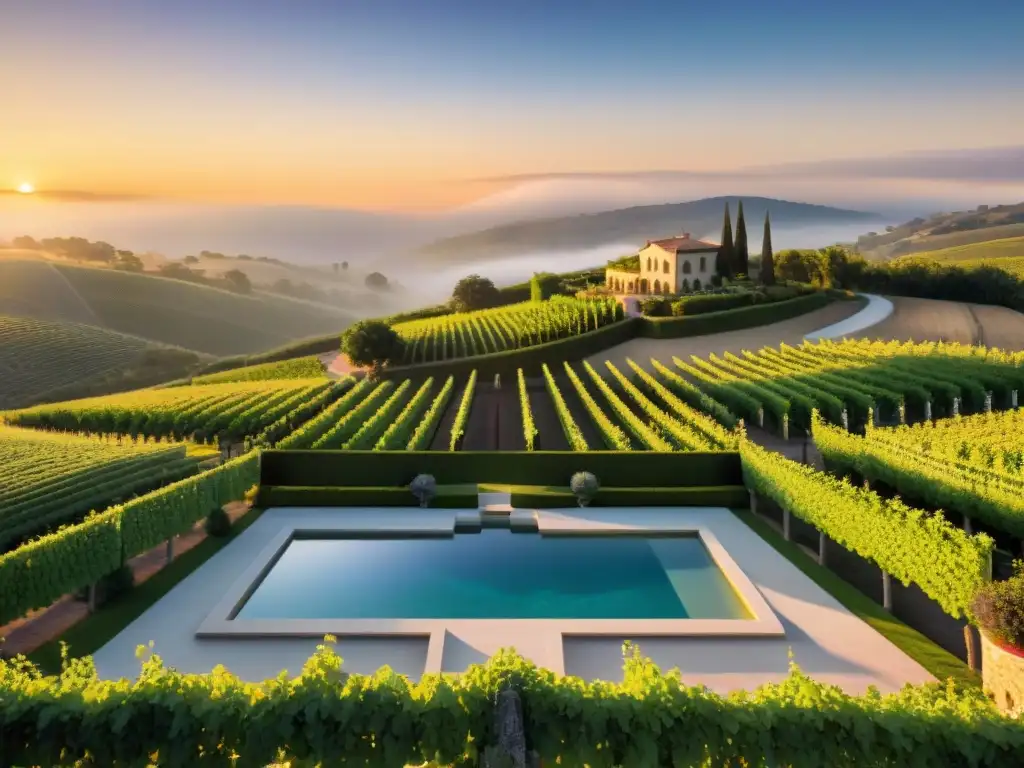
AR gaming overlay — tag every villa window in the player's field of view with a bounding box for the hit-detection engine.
[663,259,669,274]
[654,279,662,293]
[682,261,692,275]
[646,257,651,271]
[700,256,706,271]
[693,278,702,291]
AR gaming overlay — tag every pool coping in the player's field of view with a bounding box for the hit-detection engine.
[195,509,785,674]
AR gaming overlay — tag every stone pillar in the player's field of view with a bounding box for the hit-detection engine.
[882,572,892,612]
[980,633,1024,718]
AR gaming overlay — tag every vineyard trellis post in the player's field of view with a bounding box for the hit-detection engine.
[1013,389,1018,409]
[87,583,97,613]
[963,515,973,535]
[925,400,932,421]
[882,572,892,612]
[782,413,789,441]
[166,538,174,565]
[984,392,993,413]
[818,531,827,566]
[783,508,791,541]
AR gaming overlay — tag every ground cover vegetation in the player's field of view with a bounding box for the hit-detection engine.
[1,640,1020,767]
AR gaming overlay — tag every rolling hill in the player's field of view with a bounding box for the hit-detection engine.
[0,314,206,409]
[415,196,880,263]
[895,236,1024,279]
[856,202,1024,260]
[0,260,356,356]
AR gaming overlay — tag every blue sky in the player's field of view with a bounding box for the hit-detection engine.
[4,0,1024,209]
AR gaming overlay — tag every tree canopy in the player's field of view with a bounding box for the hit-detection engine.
[341,320,404,370]
[451,274,500,312]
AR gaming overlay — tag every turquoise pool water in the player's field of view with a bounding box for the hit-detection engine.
[235,530,751,620]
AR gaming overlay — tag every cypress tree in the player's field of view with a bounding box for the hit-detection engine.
[530,273,543,302]
[734,200,749,276]
[760,211,775,285]
[716,201,734,280]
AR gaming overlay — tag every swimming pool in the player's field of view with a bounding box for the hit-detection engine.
[234,529,752,620]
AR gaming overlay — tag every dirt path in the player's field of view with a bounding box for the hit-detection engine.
[528,379,570,451]
[0,502,251,658]
[427,382,465,450]
[552,372,605,450]
[461,387,498,450]
[319,351,366,379]
[590,300,864,372]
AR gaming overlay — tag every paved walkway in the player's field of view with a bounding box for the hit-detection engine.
[804,294,893,341]
[92,505,932,695]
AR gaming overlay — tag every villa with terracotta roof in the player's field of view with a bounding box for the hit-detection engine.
[605,232,719,295]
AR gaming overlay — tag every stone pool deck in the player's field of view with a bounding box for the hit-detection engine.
[92,506,933,695]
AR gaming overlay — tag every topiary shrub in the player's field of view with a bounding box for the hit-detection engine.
[570,471,599,507]
[205,506,232,538]
[972,569,1024,650]
[409,474,437,508]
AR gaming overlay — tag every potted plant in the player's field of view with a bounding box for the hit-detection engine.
[409,474,437,508]
[570,472,599,507]
[970,565,1024,716]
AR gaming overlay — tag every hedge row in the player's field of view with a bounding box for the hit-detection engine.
[379,317,640,380]
[505,485,750,508]
[637,292,832,339]
[258,485,480,508]
[1,642,1021,767]
[258,450,743,488]
[0,452,259,626]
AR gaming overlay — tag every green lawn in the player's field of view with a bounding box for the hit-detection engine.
[26,506,266,675]
[733,509,981,690]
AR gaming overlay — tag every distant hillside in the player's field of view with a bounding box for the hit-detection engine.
[416,196,879,263]
[894,236,1024,280]
[0,314,206,410]
[0,259,356,356]
[856,202,1024,260]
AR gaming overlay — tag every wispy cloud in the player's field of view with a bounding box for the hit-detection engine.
[467,146,1024,185]
[0,190,156,202]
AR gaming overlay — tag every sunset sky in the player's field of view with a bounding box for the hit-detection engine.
[5,0,1024,211]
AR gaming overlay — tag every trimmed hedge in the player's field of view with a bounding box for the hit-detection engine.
[0,452,260,626]
[259,485,480,508]
[637,292,832,339]
[505,485,750,508]
[259,450,742,488]
[379,318,640,380]
[3,642,1021,767]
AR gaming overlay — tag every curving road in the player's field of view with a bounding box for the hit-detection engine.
[851,296,1024,351]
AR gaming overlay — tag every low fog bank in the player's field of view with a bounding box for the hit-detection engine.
[397,220,890,305]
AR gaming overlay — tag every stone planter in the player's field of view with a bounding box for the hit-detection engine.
[981,631,1024,717]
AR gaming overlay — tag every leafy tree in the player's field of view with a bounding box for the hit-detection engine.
[716,202,734,279]
[759,211,775,285]
[223,269,252,294]
[11,235,40,250]
[451,274,500,312]
[734,200,749,276]
[183,255,200,264]
[365,272,389,291]
[115,253,145,273]
[530,274,543,302]
[341,320,404,371]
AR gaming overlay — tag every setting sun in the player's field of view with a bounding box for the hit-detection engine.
[17,182,34,194]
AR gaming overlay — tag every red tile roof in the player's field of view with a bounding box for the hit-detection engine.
[647,233,719,252]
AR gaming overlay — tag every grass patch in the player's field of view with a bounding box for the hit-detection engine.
[26,506,267,675]
[733,509,981,690]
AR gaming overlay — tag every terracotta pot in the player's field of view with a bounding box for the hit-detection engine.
[980,631,1024,717]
